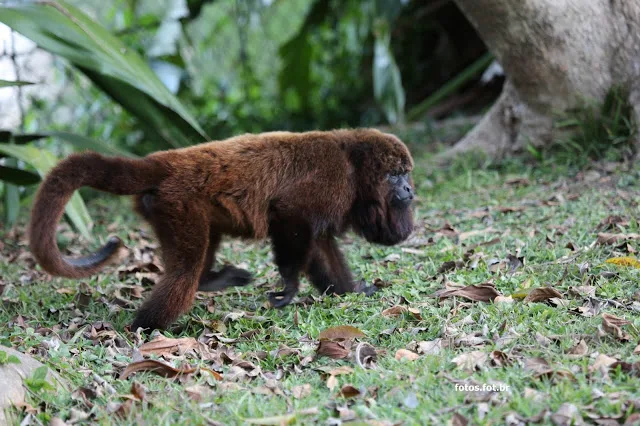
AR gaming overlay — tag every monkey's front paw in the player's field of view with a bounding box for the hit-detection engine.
[268,291,295,308]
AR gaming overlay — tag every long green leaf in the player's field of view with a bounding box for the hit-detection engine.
[0,79,35,87]
[0,131,48,145]
[373,19,405,125]
[0,131,136,159]
[0,144,92,240]
[407,52,494,121]
[0,165,41,186]
[48,131,138,158]
[0,1,208,147]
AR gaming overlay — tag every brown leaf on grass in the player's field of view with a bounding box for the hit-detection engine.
[489,350,511,367]
[451,351,488,372]
[450,412,469,426]
[597,215,629,231]
[291,384,312,399]
[318,325,365,341]
[184,385,208,402]
[602,313,631,341]
[634,344,640,355]
[505,177,531,187]
[535,332,553,347]
[433,222,458,238]
[382,305,408,317]
[434,282,501,302]
[551,403,583,426]
[339,384,361,398]
[534,369,576,382]
[597,232,640,245]
[506,254,524,272]
[437,260,459,274]
[524,357,551,374]
[138,335,201,357]
[324,366,354,391]
[458,227,495,242]
[119,359,197,380]
[566,339,588,357]
[130,382,146,401]
[568,286,596,298]
[572,298,602,317]
[417,339,443,355]
[523,287,563,303]
[317,341,351,359]
[495,206,525,214]
[395,349,420,361]
[243,408,319,425]
[590,354,618,374]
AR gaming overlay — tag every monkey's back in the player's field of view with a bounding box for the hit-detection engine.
[147,131,357,239]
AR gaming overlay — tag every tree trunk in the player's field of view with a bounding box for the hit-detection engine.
[443,0,640,160]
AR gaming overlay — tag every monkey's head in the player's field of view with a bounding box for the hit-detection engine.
[345,129,415,246]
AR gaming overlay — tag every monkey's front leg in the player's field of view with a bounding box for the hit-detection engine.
[268,217,312,308]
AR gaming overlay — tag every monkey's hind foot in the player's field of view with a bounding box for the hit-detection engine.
[353,279,379,296]
[198,265,253,292]
[268,290,296,308]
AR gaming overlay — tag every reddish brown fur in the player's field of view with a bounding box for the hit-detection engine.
[28,129,414,330]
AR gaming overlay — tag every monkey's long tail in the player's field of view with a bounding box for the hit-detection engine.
[28,152,167,279]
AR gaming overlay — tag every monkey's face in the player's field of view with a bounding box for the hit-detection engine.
[387,173,414,209]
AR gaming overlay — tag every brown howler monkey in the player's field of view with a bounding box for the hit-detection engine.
[28,129,414,331]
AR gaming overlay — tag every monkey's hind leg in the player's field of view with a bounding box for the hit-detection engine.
[132,204,210,331]
[197,232,253,292]
[268,217,312,308]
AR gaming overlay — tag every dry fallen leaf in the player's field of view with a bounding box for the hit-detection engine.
[568,286,596,298]
[566,339,588,357]
[523,287,563,303]
[434,282,501,303]
[243,407,319,425]
[494,295,514,304]
[417,339,443,355]
[597,233,640,245]
[602,313,631,341]
[339,384,361,398]
[590,353,618,374]
[318,325,365,341]
[317,341,351,359]
[450,412,469,426]
[120,359,199,380]
[395,349,420,361]
[138,335,201,357]
[524,357,551,374]
[550,403,583,426]
[451,351,487,372]
[489,350,511,367]
[291,384,312,399]
[382,305,408,317]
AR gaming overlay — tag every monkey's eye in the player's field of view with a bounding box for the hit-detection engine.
[387,174,400,183]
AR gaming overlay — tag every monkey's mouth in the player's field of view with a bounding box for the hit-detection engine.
[392,194,413,208]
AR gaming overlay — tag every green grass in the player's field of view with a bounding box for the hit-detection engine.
[1,154,640,425]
